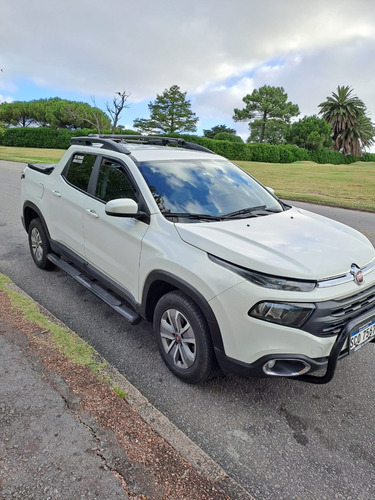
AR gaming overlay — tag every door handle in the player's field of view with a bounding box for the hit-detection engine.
[52,190,61,197]
[85,209,99,218]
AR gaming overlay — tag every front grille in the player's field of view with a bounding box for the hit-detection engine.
[303,283,375,337]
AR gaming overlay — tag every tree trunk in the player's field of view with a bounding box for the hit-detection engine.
[259,111,267,143]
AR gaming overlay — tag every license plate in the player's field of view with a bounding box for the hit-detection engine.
[349,320,375,353]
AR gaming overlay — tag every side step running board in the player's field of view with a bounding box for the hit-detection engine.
[47,253,141,325]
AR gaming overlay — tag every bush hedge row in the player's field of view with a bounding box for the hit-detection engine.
[0,127,140,150]
[171,134,375,164]
[1,127,375,164]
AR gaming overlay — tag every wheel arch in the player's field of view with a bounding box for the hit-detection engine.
[140,271,224,352]
[22,201,50,237]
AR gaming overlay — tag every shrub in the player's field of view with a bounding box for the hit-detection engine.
[164,134,250,160]
[112,129,141,136]
[1,127,92,148]
[2,127,372,165]
[278,144,309,163]
[0,127,139,149]
[213,132,244,143]
[209,140,251,160]
[361,152,375,162]
[308,149,349,165]
[2,127,72,148]
[247,143,280,163]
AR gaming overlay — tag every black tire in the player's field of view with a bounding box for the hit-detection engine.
[28,218,53,270]
[153,290,218,384]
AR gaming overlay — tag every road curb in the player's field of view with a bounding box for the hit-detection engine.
[8,282,255,500]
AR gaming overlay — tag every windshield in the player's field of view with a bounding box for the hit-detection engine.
[138,158,283,218]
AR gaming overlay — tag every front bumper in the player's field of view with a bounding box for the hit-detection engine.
[214,308,375,384]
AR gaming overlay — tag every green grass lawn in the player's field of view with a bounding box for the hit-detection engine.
[0,146,64,164]
[1,146,374,212]
[238,160,375,212]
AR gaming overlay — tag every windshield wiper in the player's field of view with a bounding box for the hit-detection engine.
[163,206,281,222]
[162,212,223,221]
[222,205,267,219]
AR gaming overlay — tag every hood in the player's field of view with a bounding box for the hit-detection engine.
[175,207,375,280]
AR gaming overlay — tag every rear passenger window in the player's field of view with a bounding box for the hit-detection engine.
[64,153,96,192]
[95,158,137,203]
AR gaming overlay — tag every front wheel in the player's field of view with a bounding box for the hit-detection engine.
[28,218,53,270]
[153,290,218,384]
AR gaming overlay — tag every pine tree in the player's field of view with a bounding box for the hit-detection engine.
[134,85,198,134]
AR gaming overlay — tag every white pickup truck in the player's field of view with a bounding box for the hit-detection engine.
[20,135,375,384]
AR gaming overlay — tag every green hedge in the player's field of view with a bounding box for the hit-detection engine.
[247,143,280,163]
[360,152,375,162]
[166,134,252,161]
[174,136,362,164]
[204,140,252,161]
[308,148,351,165]
[0,127,140,149]
[213,132,244,143]
[1,127,375,164]
[1,127,77,149]
[279,144,310,163]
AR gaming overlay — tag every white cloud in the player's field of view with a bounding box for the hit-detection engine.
[251,39,375,119]
[0,95,14,104]
[0,0,374,136]
[193,77,254,119]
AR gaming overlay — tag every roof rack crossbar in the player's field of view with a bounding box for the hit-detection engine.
[87,134,214,154]
[70,136,131,154]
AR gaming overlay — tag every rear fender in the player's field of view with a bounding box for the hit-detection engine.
[22,202,50,238]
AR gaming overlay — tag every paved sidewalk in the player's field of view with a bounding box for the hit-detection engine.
[0,323,128,499]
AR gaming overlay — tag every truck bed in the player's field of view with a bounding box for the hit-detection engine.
[27,163,56,174]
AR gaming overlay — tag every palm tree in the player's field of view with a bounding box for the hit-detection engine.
[318,85,369,155]
[340,112,375,156]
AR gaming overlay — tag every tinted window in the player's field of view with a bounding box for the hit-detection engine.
[139,159,282,216]
[64,153,96,192]
[95,158,136,203]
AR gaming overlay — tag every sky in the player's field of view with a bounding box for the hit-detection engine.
[1,0,375,141]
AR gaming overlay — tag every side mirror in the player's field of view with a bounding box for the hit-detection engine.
[105,198,140,217]
[266,186,275,195]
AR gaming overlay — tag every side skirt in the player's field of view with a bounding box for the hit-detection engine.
[47,253,141,325]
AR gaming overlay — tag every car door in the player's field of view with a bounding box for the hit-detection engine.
[47,152,98,257]
[83,156,149,302]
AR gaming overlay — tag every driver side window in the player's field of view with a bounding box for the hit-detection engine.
[95,158,136,203]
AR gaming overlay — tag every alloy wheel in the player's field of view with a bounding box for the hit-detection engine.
[159,308,196,369]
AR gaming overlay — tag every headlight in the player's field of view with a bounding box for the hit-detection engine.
[209,255,317,292]
[249,302,315,328]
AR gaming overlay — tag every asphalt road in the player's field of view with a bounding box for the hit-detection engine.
[1,160,375,500]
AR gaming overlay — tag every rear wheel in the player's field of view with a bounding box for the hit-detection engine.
[153,290,218,384]
[28,218,53,270]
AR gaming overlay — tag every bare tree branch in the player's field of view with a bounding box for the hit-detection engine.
[106,91,130,133]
